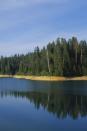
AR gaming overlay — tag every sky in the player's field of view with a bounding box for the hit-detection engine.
[0,0,87,56]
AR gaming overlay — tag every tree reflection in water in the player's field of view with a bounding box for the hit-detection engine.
[0,90,87,120]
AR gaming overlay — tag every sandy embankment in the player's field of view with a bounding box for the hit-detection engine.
[0,75,87,81]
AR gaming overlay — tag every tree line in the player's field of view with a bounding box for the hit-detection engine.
[0,36,87,76]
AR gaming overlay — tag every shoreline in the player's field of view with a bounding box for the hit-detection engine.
[0,75,87,81]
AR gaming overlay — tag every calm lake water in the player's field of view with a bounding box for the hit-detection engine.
[0,78,87,131]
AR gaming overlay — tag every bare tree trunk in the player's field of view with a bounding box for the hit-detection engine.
[81,48,82,65]
[76,48,77,65]
[47,49,50,74]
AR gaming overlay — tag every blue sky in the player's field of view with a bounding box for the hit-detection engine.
[0,0,87,56]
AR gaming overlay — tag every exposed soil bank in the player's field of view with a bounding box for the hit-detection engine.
[0,75,87,81]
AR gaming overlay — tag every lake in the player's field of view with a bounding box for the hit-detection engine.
[0,78,87,131]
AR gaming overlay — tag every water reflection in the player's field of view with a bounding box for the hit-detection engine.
[0,90,87,120]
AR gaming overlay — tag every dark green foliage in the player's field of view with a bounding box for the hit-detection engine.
[0,37,87,76]
[54,39,63,76]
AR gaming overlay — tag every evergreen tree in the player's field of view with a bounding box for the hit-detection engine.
[0,37,86,77]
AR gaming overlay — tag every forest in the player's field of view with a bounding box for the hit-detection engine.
[0,37,87,76]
